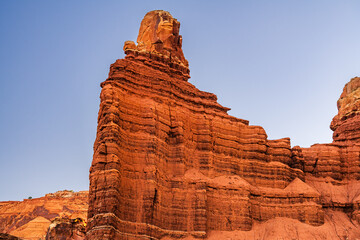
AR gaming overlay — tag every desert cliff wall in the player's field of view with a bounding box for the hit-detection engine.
[0,190,88,240]
[86,10,335,240]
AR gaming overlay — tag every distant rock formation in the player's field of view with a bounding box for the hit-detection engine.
[0,190,88,240]
[0,233,23,240]
[45,217,86,240]
[331,77,360,144]
[85,10,360,240]
[300,77,360,230]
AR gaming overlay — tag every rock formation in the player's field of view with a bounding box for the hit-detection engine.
[331,77,360,144]
[45,217,86,240]
[2,10,358,240]
[300,77,360,230]
[0,233,23,240]
[87,10,360,239]
[303,77,360,180]
[0,190,88,240]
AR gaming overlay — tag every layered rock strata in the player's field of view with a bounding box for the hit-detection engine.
[331,77,360,144]
[87,10,327,239]
[45,217,86,240]
[0,190,88,240]
[303,77,360,179]
[300,77,360,230]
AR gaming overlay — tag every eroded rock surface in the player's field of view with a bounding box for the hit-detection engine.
[302,78,360,182]
[45,217,86,240]
[298,77,360,240]
[331,77,360,144]
[0,233,23,240]
[0,191,88,240]
[86,10,358,239]
[125,10,188,70]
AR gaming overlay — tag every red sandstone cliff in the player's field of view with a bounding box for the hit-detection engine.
[300,77,360,233]
[1,10,359,240]
[0,190,88,240]
[86,10,360,239]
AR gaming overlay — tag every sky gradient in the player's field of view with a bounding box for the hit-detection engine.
[1,0,360,201]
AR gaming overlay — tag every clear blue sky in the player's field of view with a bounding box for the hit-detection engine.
[1,0,359,201]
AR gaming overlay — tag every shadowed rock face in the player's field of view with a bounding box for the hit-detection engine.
[0,233,23,240]
[86,10,360,240]
[45,217,86,240]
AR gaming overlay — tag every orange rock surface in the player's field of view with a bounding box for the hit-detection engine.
[2,10,357,240]
[0,190,88,240]
[87,10,360,239]
[0,233,22,240]
[302,78,360,181]
[45,217,86,240]
[125,10,188,69]
[162,210,360,240]
[331,77,360,144]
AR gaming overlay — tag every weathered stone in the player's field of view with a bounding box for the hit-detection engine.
[0,233,23,240]
[0,191,88,240]
[86,10,328,240]
[331,77,360,144]
[45,217,86,240]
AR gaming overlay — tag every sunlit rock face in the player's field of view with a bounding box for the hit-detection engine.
[86,10,360,240]
[124,10,188,70]
[0,191,88,240]
[331,77,360,144]
[302,77,360,181]
[300,76,360,233]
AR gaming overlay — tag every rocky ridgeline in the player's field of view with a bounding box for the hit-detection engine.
[86,10,360,240]
[0,190,88,240]
[1,10,360,240]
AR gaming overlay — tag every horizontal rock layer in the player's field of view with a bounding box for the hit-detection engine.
[87,10,360,240]
[86,11,325,239]
[0,190,88,240]
[331,77,360,144]
[162,210,360,240]
[302,143,360,180]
